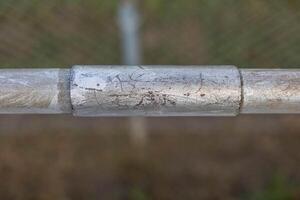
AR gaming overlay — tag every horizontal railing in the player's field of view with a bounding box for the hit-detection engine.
[0,65,299,116]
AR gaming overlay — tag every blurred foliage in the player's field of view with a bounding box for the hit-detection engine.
[0,0,300,67]
[129,186,149,200]
[0,0,120,67]
[1,116,300,199]
[142,0,300,66]
[0,0,300,199]
[247,175,297,200]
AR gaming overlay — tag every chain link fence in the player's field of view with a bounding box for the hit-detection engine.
[1,0,300,67]
[0,1,300,199]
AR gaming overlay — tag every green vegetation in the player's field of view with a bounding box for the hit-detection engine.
[0,0,300,67]
[0,1,300,199]
[247,175,297,200]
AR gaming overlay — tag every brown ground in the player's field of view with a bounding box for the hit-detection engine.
[1,0,300,199]
[0,115,299,199]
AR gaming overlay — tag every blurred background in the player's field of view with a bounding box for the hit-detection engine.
[0,0,300,199]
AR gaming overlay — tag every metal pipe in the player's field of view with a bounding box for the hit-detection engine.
[71,65,241,116]
[241,69,300,114]
[0,65,300,116]
[0,69,71,114]
[118,0,147,147]
[118,0,141,65]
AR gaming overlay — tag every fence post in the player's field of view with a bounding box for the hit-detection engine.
[118,0,148,147]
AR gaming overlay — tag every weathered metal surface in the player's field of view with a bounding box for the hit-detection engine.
[240,69,300,113]
[71,65,241,116]
[0,66,299,116]
[0,69,71,114]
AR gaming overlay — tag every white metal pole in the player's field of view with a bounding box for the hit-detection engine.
[118,0,141,65]
[1,66,300,116]
[118,0,147,146]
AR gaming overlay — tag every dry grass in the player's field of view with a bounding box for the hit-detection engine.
[0,0,300,199]
[0,116,299,199]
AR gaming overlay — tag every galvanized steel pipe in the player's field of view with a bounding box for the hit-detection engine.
[0,66,299,116]
[0,69,71,114]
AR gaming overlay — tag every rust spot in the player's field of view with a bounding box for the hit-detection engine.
[168,100,176,105]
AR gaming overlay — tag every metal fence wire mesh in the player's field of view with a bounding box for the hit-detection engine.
[1,1,300,200]
[0,0,300,67]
